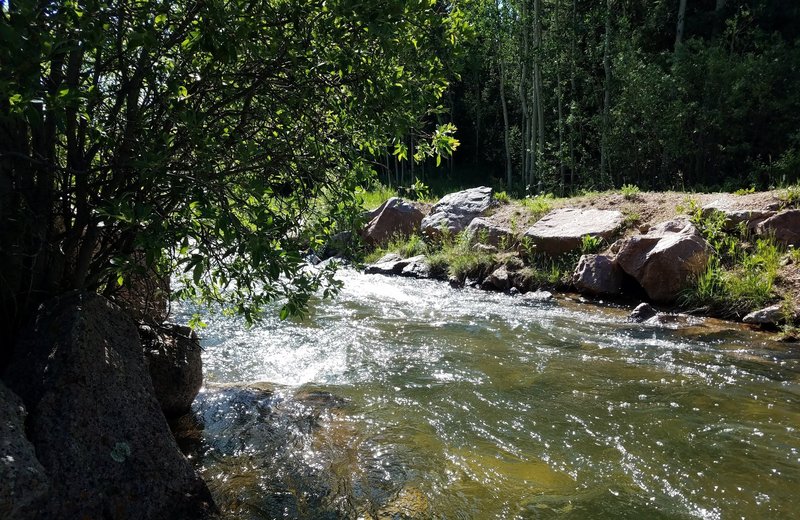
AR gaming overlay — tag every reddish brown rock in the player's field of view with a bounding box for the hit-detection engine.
[466,218,515,248]
[523,208,624,255]
[361,197,425,246]
[756,210,800,248]
[615,219,709,303]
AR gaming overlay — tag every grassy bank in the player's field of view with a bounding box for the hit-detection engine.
[357,184,800,336]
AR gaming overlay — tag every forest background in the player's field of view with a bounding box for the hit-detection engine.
[385,0,800,196]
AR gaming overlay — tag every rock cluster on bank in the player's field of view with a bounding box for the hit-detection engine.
[361,187,799,330]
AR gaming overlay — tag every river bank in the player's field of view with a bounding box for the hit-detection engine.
[353,186,800,340]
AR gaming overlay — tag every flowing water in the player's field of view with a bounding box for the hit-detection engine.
[175,268,800,519]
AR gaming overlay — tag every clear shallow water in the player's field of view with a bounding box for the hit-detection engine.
[176,268,800,519]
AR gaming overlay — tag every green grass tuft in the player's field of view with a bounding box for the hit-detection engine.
[620,184,641,200]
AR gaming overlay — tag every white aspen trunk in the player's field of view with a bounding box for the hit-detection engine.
[534,0,544,192]
[675,0,687,49]
[569,0,578,189]
[600,0,612,185]
[499,59,513,188]
[519,1,530,186]
[555,0,565,194]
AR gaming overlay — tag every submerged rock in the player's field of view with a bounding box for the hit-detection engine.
[0,381,48,519]
[628,303,658,323]
[365,254,429,278]
[742,304,788,326]
[4,292,215,520]
[421,187,495,237]
[523,208,624,255]
[615,219,709,303]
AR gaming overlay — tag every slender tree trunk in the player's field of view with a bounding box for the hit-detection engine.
[555,0,565,194]
[519,1,530,187]
[499,59,513,188]
[675,0,687,50]
[474,77,481,164]
[569,0,578,190]
[600,0,612,186]
[409,135,414,182]
[533,0,544,192]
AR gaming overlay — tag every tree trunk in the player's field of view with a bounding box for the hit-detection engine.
[600,0,612,186]
[569,0,578,190]
[675,0,687,50]
[499,59,513,188]
[533,0,544,192]
[555,0,565,195]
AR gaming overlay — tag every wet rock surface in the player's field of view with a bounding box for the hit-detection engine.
[186,384,411,520]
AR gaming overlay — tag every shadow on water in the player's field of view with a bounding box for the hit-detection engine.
[173,384,426,520]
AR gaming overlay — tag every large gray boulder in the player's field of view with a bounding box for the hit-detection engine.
[421,187,494,237]
[140,323,203,418]
[361,197,425,246]
[0,381,48,519]
[523,208,624,255]
[756,210,800,248]
[4,292,215,520]
[466,217,514,248]
[572,254,623,297]
[615,219,710,303]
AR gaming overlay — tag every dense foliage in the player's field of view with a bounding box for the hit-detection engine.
[0,0,462,352]
[375,0,800,195]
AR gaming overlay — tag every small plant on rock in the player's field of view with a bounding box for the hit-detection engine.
[580,234,603,255]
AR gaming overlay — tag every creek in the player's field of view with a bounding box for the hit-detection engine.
[175,267,800,519]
